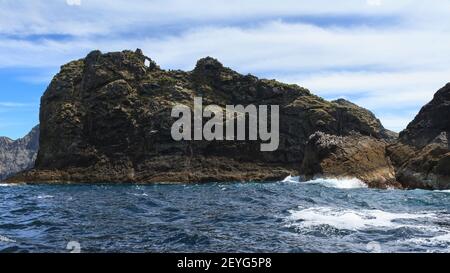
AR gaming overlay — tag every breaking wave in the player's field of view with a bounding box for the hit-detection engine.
[286,206,436,231]
[282,176,367,189]
[434,189,450,193]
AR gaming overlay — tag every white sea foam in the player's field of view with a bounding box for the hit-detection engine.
[398,232,450,252]
[281,176,367,189]
[281,175,300,183]
[304,178,368,189]
[404,233,450,247]
[286,206,436,231]
[434,189,450,193]
[0,235,16,243]
[129,192,148,197]
[37,195,54,199]
[0,183,15,187]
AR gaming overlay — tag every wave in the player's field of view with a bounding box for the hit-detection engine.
[0,235,16,243]
[281,175,300,183]
[402,233,450,249]
[37,195,54,199]
[286,206,437,231]
[128,192,149,197]
[304,178,367,189]
[434,189,450,193]
[281,176,367,189]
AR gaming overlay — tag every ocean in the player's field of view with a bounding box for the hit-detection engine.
[0,177,449,253]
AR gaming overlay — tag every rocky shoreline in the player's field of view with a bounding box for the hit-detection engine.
[3,50,450,189]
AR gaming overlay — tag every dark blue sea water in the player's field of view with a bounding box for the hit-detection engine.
[1,177,449,253]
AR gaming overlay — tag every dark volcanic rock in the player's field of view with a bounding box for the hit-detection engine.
[399,83,450,147]
[388,83,450,189]
[7,50,394,185]
[0,126,39,180]
[332,99,398,141]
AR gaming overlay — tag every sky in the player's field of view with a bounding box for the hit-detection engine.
[0,0,449,139]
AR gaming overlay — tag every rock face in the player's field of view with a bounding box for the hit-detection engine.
[7,50,396,186]
[300,132,400,189]
[388,84,450,189]
[298,99,400,188]
[0,126,39,180]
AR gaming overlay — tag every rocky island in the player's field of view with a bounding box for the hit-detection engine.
[4,50,450,190]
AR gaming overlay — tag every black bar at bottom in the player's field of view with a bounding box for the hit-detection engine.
[0,253,447,272]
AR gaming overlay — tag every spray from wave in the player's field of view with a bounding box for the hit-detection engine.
[281,176,367,189]
[281,175,300,183]
[37,195,54,199]
[434,189,450,193]
[0,235,16,243]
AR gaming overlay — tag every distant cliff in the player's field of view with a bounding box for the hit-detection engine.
[0,126,39,180]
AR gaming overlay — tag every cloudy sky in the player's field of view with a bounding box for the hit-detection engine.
[0,0,449,139]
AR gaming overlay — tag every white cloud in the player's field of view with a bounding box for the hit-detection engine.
[1,0,449,37]
[0,102,32,107]
[367,0,382,7]
[66,0,81,6]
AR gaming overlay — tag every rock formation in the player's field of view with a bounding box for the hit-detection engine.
[6,49,395,186]
[303,84,450,190]
[388,84,450,189]
[300,131,400,189]
[6,49,448,190]
[0,126,39,180]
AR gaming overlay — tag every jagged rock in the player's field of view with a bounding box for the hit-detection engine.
[332,99,398,141]
[399,83,450,147]
[0,126,39,180]
[388,83,450,189]
[7,50,395,185]
[300,131,400,188]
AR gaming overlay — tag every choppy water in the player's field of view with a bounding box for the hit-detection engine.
[0,178,449,253]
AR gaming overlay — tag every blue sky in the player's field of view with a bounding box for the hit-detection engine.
[1,0,450,139]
